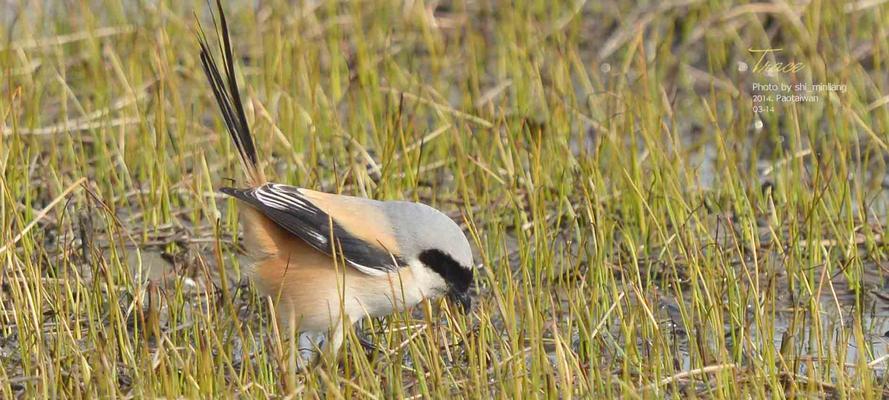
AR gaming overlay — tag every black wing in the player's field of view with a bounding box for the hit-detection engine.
[221,183,404,275]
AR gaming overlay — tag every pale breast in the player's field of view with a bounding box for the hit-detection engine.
[250,234,425,332]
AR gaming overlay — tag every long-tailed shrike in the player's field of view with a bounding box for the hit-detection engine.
[197,0,475,365]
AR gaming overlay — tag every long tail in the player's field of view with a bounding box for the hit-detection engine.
[197,0,265,185]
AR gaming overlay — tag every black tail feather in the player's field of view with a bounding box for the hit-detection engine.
[197,0,263,184]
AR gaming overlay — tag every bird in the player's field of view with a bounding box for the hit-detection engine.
[196,1,475,366]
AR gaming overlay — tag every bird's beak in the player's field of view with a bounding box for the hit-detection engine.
[448,289,473,312]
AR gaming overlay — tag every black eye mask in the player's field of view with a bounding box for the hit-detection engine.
[419,249,473,293]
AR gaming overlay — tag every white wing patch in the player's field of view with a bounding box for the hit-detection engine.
[347,260,387,276]
[252,183,326,244]
[254,184,316,212]
[303,229,328,245]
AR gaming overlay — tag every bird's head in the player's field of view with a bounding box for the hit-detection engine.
[386,202,475,312]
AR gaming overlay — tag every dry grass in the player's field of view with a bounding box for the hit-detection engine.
[2,0,889,398]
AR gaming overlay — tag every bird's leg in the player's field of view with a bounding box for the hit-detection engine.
[354,320,380,352]
[322,321,345,359]
[295,331,324,370]
[315,315,352,368]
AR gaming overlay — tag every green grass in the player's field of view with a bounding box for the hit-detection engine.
[2,0,889,398]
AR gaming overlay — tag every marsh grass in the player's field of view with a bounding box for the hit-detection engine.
[2,0,889,398]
